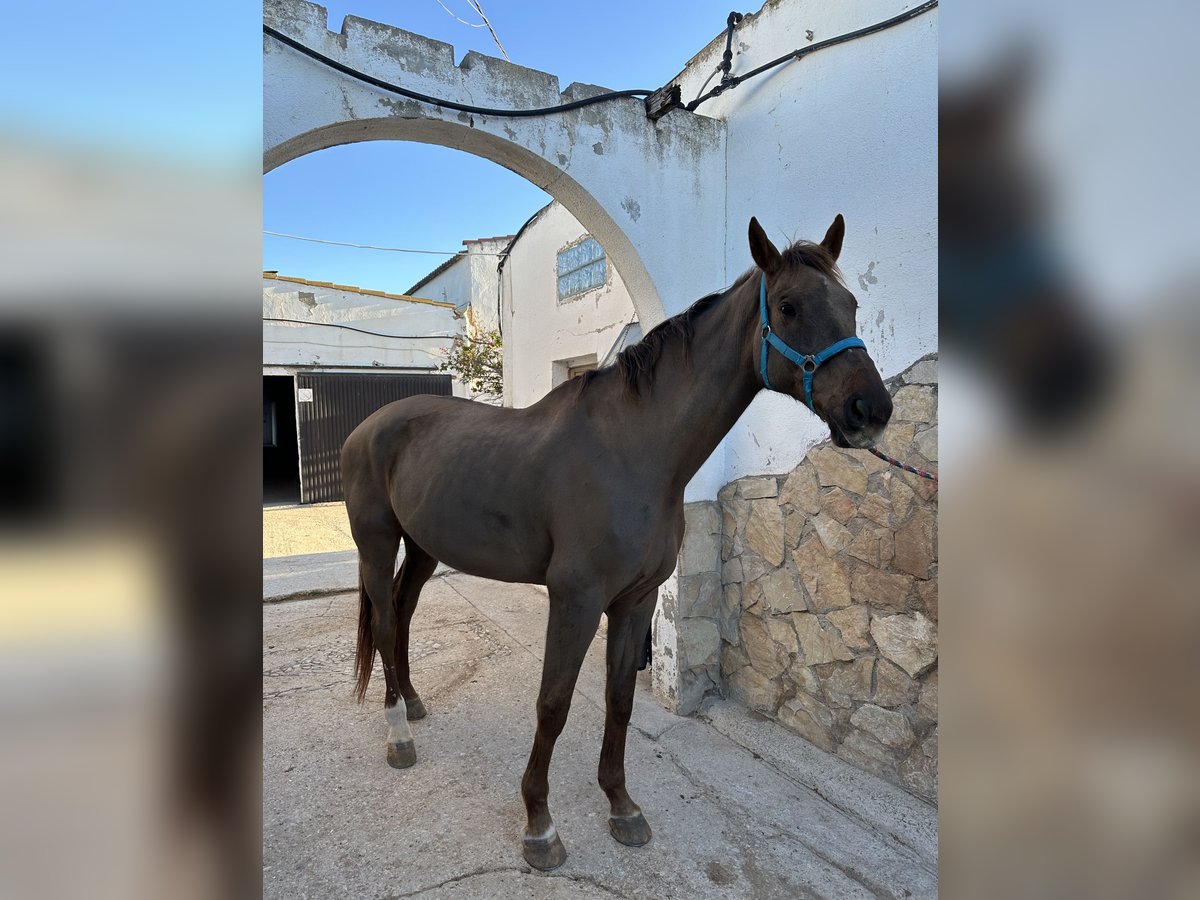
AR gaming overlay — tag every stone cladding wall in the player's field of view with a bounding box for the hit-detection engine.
[717,355,938,801]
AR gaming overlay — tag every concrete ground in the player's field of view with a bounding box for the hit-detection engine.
[264,567,937,899]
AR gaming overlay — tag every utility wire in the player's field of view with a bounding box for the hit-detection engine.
[265,230,505,255]
[264,230,465,255]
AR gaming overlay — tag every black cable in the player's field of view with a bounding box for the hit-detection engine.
[718,12,745,83]
[686,0,938,111]
[263,24,651,118]
[264,317,456,340]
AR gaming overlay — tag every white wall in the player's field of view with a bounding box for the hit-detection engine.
[670,0,938,493]
[464,238,510,334]
[501,202,637,408]
[262,276,461,372]
[409,254,469,309]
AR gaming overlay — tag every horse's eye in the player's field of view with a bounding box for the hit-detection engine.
[779,302,796,318]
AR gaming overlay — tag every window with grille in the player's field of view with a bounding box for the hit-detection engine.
[556,237,606,301]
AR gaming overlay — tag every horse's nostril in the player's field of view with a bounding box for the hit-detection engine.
[845,395,869,429]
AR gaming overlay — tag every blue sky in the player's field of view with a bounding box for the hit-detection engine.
[1,3,262,168]
[264,1,749,294]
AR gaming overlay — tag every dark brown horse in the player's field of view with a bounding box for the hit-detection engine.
[341,216,892,870]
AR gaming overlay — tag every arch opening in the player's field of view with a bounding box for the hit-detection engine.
[265,116,664,329]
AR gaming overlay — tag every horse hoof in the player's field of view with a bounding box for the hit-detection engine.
[522,831,567,871]
[386,740,417,769]
[608,812,652,847]
[405,697,427,720]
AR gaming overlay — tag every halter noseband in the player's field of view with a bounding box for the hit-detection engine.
[758,272,866,412]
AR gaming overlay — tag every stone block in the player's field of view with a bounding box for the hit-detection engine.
[916,577,938,622]
[837,729,897,777]
[740,614,785,677]
[903,357,937,385]
[677,667,718,715]
[850,704,915,750]
[778,692,835,751]
[783,507,807,549]
[738,476,779,499]
[914,426,938,462]
[878,423,915,459]
[810,446,868,495]
[870,612,937,677]
[892,384,936,423]
[719,584,741,644]
[791,613,854,665]
[740,579,763,611]
[918,670,937,724]
[760,567,806,614]
[719,641,749,676]
[811,511,852,554]
[893,509,935,579]
[825,604,871,652]
[778,463,821,514]
[721,555,743,585]
[874,659,919,707]
[787,663,821,697]
[901,748,937,800]
[793,536,851,612]
[819,657,874,708]
[677,571,721,618]
[741,552,771,584]
[677,618,720,670]
[727,665,781,714]
[851,568,914,611]
[822,487,857,525]
[745,499,784,567]
[888,475,916,523]
[845,529,881,568]
[764,614,798,658]
[860,492,893,527]
[679,501,722,576]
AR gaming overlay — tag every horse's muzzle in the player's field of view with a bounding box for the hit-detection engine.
[830,390,892,448]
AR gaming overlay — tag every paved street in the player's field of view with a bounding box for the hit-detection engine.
[263,567,937,898]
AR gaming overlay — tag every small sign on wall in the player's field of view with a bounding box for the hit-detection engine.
[297,388,314,403]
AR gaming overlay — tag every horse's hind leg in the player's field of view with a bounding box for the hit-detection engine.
[599,589,657,847]
[356,526,414,769]
[387,537,438,719]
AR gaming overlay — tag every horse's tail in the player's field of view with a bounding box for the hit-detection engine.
[353,569,375,704]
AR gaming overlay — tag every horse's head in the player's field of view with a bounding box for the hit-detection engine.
[749,215,892,449]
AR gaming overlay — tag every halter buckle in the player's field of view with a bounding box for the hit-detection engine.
[761,324,771,339]
[801,355,818,373]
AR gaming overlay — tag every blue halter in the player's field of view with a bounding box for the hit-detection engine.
[758,273,866,412]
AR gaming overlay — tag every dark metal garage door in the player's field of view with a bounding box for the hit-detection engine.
[294,372,452,504]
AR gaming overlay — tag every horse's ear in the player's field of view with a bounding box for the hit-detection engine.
[821,214,845,261]
[748,217,782,274]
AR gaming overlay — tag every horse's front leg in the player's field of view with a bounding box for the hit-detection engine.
[598,589,657,847]
[520,588,603,871]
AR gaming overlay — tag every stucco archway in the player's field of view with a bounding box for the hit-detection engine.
[264,0,729,329]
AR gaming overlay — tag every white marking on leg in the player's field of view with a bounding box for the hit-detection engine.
[524,823,557,843]
[385,702,412,744]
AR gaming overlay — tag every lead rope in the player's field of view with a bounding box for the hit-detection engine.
[867,447,938,483]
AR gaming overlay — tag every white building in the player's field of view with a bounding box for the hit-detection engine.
[262,272,461,503]
[500,202,640,408]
